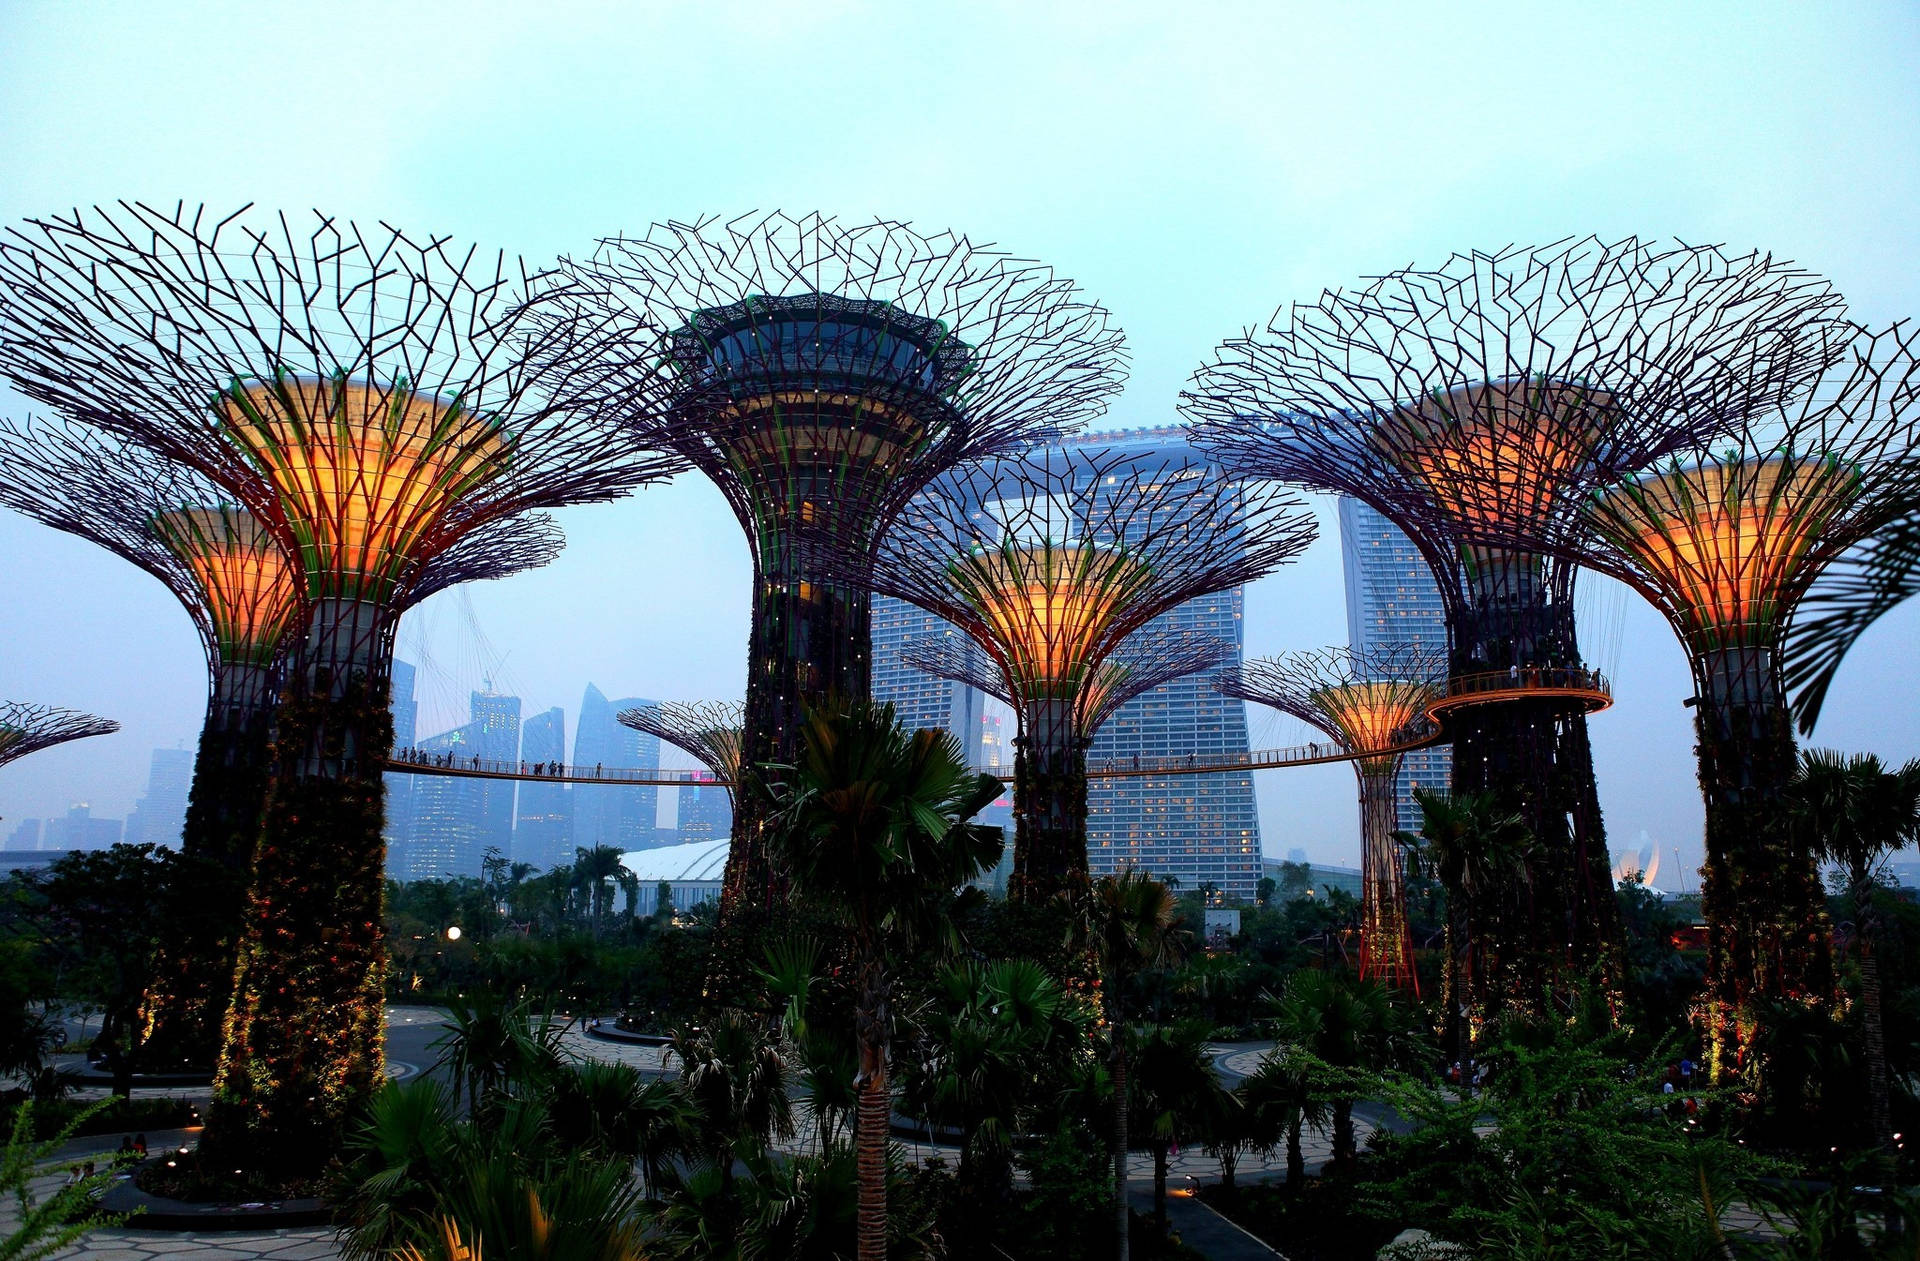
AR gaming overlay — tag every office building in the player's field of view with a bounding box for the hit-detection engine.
[676,773,731,844]
[122,747,192,849]
[573,684,660,852]
[515,706,572,871]
[405,686,521,880]
[871,597,985,764]
[42,803,121,852]
[1338,496,1452,834]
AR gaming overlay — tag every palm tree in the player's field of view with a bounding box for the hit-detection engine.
[1130,1018,1226,1234]
[669,1010,795,1196]
[766,697,1004,1261]
[1398,788,1533,1059]
[545,1060,697,1194]
[908,957,1076,1200]
[1089,868,1188,1261]
[1789,749,1920,1152]
[431,994,564,1121]
[1269,969,1419,1169]
[573,845,637,940]
[1239,1043,1329,1190]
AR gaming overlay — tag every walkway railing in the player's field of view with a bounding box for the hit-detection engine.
[1428,666,1612,716]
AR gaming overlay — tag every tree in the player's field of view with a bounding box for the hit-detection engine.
[1399,788,1534,1057]
[1789,749,1920,1153]
[1130,1018,1226,1233]
[766,697,1003,1261]
[33,844,186,1096]
[1269,969,1421,1169]
[1239,1044,1329,1190]
[573,846,638,940]
[1089,868,1189,1261]
[670,1010,795,1197]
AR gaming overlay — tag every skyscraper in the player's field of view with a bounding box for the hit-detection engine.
[1338,496,1452,833]
[42,803,121,851]
[404,686,522,880]
[469,686,521,860]
[123,747,192,848]
[515,706,571,871]
[979,713,1006,772]
[871,598,984,763]
[676,773,732,844]
[573,684,660,852]
[385,659,419,877]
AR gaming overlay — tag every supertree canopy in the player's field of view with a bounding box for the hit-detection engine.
[843,447,1315,902]
[1183,236,1846,1018]
[618,700,746,798]
[903,626,1235,745]
[0,414,561,1064]
[1217,646,1444,992]
[1565,321,1920,1081]
[534,212,1126,913]
[0,202,679,1166]
[0,701,118,768]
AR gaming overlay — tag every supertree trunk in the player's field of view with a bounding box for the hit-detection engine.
[1010,699,1091,904]
[853,952,892,1261]
[1694,647,1832,1086]
[138,663,280,1067]
[725,550,873,915]
[203,599,394,1172]
[1357,770,1416,990]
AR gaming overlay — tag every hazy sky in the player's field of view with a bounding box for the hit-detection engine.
[1,1,1916,877]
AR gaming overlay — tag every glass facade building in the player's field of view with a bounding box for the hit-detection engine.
[573,684,661,852]
[515,706,571,871]
[1337,496,1452,833]
[871,597,984,765]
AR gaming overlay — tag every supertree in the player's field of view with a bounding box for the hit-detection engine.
[618,700,745,795]
[534,213,1127,913]
[0,414,561,1061]
[1559,321,1920,1082]
[0,701,118,768]
[1183,237,1846,1019]
[1216,645,1445,991]
[839,447,1316,902]
[0,202,680,1164]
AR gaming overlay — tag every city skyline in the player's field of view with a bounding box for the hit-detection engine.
[0,3,1915,881]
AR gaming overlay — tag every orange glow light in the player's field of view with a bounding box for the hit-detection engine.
[956,544,1146,695]
[1312,680,1435,775]
[1377,378,1610,529]
[1591,454,1860,648]
[153,507,302,666]
[216,375,511,603]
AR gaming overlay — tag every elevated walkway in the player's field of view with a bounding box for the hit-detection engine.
[378,666,1610,786]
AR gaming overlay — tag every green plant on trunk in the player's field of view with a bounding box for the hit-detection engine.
[765,696,1003,1261]
[1789,749,1920,1157]
[1089,868,1188,1261]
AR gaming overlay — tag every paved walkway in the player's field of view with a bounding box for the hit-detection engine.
[20,1013,1341,1260]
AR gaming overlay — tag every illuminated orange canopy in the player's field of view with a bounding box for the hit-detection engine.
[1311,679,1437,776]
[1590,454,1861,649]
[1376,377,1611,530]
[152,507,302,667]
[216,374,512,603]
[951,543,1147,696]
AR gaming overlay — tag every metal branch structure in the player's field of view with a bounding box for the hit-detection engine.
[1217,646,1445,991]
[0,414,562,1066]
[903,627,1234,739]
[1560,321,1920,1080]
[0,701,118,769]
[1184,236,1846,1021]
[617,700,745,799]
[843,447,1315,901]
[534,213,1127,913]
[0,202,679,1167]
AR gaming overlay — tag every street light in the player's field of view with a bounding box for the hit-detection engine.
[445,925,462,942]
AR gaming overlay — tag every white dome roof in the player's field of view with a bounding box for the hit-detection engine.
[620,838,729,882]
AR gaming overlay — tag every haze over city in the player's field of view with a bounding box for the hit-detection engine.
[1,1,1916,878]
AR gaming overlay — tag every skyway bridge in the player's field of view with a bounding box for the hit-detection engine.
[379,664,1608,787]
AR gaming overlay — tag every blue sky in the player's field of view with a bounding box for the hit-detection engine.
[1,0,1916,876]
